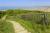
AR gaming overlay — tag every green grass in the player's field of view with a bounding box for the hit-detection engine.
[6,16,50,33]
[0,20,15,33]
[5,15,50,33]
[0,9,50,33]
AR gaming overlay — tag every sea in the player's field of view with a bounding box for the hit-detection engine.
[0,6,17,10]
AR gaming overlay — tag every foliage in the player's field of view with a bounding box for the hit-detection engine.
[0,20,15,33]
[0,11,6,18]
[0,9,50,33]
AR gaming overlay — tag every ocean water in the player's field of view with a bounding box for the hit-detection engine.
[0,6,48,10]
[0,6,17,10]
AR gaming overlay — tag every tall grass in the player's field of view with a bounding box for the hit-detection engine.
[0,9,50,33]
[0,18,15,33]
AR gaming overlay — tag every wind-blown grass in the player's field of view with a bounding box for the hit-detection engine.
[0,20,15,33]
[0,9,50,33]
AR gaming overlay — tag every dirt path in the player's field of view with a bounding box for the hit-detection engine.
[6,20,31,33]
[1,15,7,20]
[2,15,31,33]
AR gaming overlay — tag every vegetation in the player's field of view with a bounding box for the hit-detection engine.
[0,9,50,33]
[0,20,15,33]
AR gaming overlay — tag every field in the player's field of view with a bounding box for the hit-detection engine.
[0,9,50,33]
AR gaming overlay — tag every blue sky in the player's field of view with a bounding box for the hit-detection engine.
[0,0,50,7]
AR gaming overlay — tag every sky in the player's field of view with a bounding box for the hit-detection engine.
[0,0,50,7]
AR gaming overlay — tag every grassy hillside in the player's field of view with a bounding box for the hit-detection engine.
[0,20,15,33]
[0,9,50,33]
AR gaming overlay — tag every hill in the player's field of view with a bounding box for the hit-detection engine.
[0,9,50,33]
